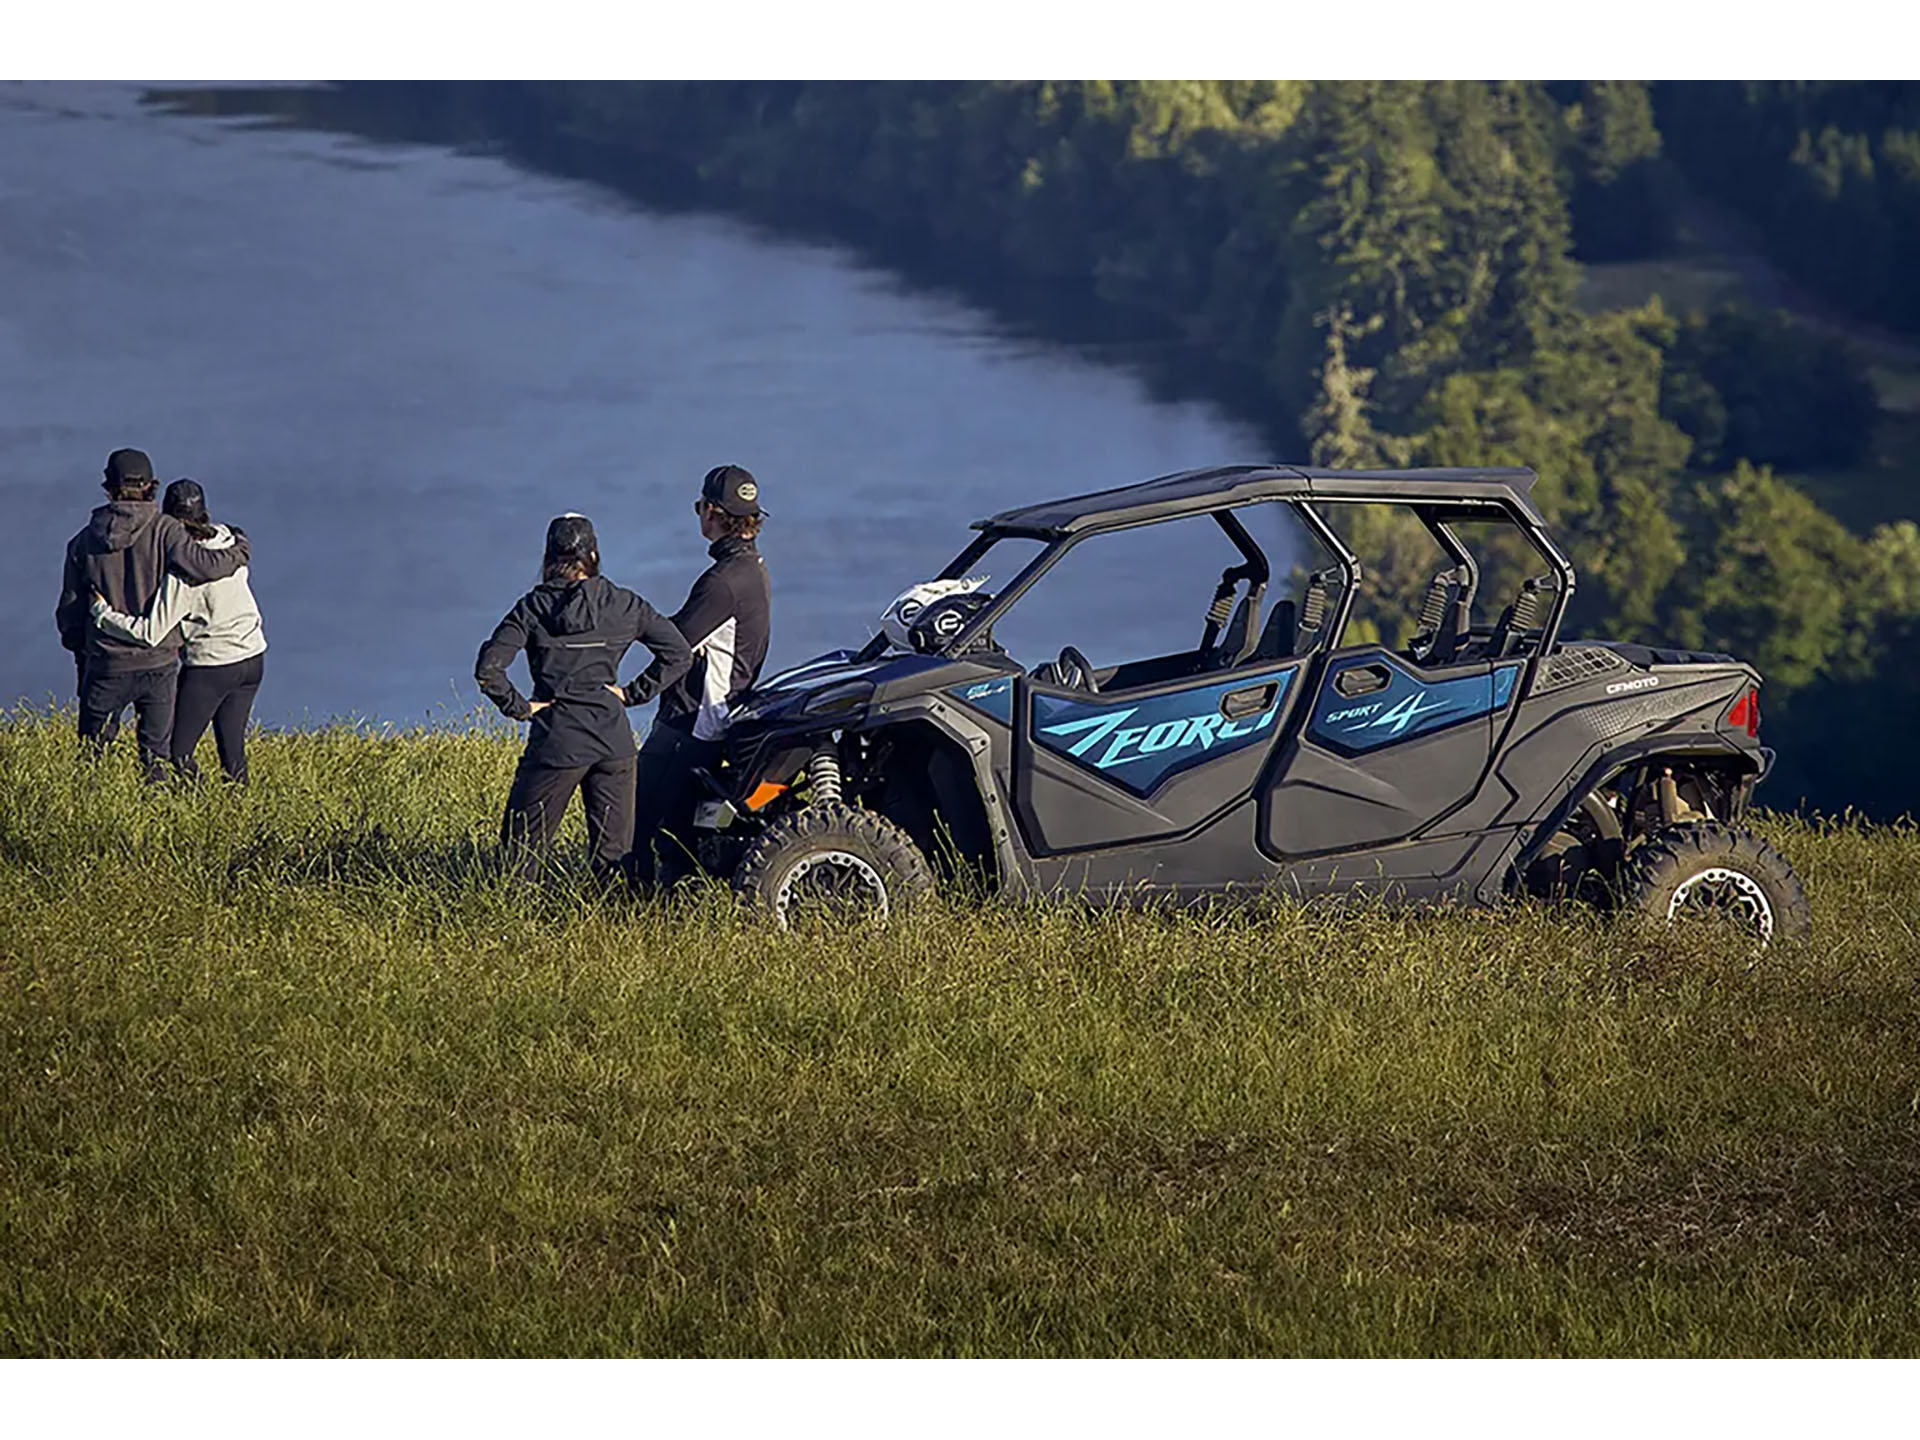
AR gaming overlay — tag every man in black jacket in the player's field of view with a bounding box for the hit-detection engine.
[55,448,252,781]
[627,464,773,893]
[476,514,693,884]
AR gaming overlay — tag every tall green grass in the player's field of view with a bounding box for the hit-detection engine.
[2,710,1917,1355]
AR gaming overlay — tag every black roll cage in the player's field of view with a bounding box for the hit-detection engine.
[859,492,1575,673]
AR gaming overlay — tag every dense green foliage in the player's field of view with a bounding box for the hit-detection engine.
[1556,80,1680,262]
[3,716,1918,1356]
[1656,82,1920,335]
[1661,304,1881,470]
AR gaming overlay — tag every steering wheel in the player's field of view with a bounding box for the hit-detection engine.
[1053,645,1100,694]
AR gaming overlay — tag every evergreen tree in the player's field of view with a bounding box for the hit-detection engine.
[1302,306,1383,469]
[1661,304,1878,471]
[1563,81,1678,260]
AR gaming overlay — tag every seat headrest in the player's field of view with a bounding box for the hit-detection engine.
[1253,598,1298,661]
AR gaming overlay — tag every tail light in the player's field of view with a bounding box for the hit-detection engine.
[1725,687,1761,738]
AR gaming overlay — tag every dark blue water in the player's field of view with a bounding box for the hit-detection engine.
[0,82,1283,728]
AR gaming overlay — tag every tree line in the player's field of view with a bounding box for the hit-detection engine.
[462,80,1911,817]
[161,80,1920,818]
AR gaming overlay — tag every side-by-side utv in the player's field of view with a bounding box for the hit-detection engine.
[685,465,1807,941]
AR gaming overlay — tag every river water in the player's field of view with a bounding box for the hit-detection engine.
[0,82,1275,728]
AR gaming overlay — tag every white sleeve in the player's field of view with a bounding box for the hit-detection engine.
[91,573,197,647]
[691,616,739,741]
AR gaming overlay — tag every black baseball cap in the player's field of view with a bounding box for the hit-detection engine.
[162,478,210,525]
[701,464,766,518]
[103,448,154,486]
[545,513,598,562]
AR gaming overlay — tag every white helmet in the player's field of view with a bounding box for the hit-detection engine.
[880,575,991,651]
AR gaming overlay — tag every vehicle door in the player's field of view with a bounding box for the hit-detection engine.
[988,510,1310,857]
[1015,656,1307,855]
[1261,645,1520,858]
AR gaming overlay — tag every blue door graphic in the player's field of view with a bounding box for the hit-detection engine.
[1013,661,1302,855]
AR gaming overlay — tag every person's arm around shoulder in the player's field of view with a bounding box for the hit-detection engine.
[616,595,694,708]
[475,596,544,721]
[90,572,198,648]
[162,516,249,584]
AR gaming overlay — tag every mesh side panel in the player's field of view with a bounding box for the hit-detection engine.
[1536,645,1633,694]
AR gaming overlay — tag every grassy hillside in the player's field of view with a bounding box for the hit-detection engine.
[2,714,1917,1356]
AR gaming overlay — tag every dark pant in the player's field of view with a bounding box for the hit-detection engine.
[172,653,265,784]
[501,752,637,885]
[78,663,177,783]
[628,719,724,891]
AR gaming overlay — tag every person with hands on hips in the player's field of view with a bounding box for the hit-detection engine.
[476,514,691,884]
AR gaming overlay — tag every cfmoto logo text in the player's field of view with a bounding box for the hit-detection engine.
[1605,676,1660,695]
[1043,702,1278,771]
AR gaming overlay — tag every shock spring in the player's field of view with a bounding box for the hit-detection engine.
[808,743,843,806]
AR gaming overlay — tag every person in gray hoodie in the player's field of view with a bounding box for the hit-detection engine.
[90,479,267,784]
[476,514,693,884]
[54,449,251,781]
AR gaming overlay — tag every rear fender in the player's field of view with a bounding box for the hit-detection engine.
[1504,735,1765,884]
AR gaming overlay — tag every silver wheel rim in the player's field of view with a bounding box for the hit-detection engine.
[773,848,889,929]
[1667,866,1776,943]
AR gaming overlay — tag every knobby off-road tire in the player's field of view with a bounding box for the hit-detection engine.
[733,802,936,930]
[1618,821,1811,946]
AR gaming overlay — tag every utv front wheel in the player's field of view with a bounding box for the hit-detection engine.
[733,802,935,930]
[1618,822,1811,945]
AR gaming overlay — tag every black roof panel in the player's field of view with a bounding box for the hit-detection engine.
[977,464,1542,536]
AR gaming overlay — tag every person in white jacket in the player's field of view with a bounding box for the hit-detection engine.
[91,478,267,784]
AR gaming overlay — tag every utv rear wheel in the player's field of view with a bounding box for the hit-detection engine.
[1619,822,1810,946]
[733,802,935,930]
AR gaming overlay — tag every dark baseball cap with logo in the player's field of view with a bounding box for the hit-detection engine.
[701,464,766,518]
[103,448,154,487]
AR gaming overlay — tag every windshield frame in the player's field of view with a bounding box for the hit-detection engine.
[928,506,1274,664]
